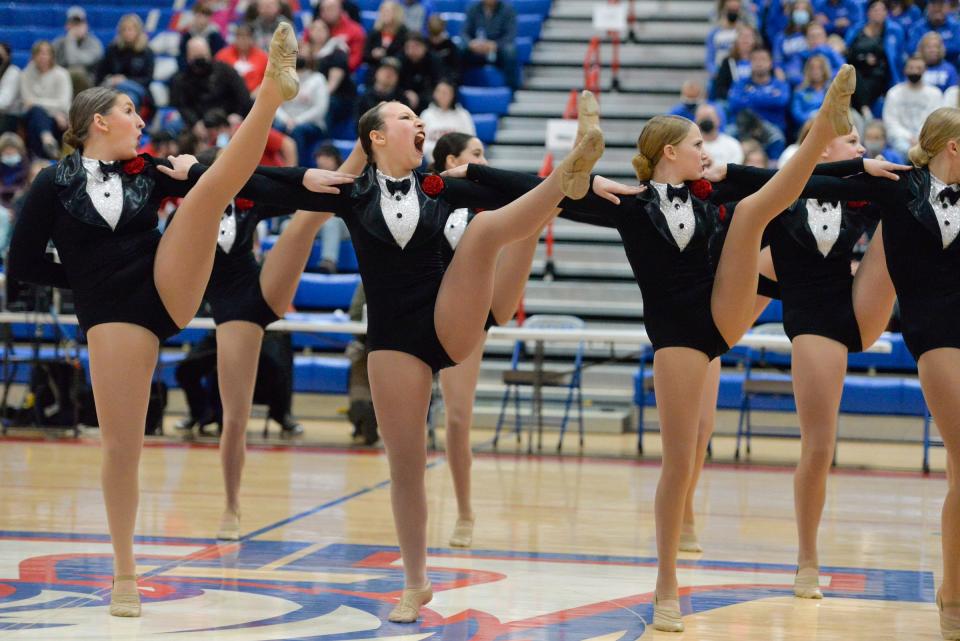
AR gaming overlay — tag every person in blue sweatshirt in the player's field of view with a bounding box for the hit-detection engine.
[813,0,861,36]
[917,30,959,92]
[888,0,922,36]
[784,22,845,85]
[907,0,960,66]
[728,47,791,158]
[790,53,830,126]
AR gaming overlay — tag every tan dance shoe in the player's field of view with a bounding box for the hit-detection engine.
[388,581,433,623]
[793,566,823,599]
[576,90,600,144]
[678,530,703,553]
[939,589,960,640]
[820,64,856,136]
[652,593,684,632]
[109,574,141,617]
[449,517,475,548]
[264,23,300,101]
[217,510,241,541]
[558,125,604,200]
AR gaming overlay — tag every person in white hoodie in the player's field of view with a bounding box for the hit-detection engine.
[420,80,476,159]
[883,55,943,156]
[275,55,330,166]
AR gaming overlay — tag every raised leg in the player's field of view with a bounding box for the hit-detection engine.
[259,211,334,316]
[86,323,160,615]
[711,65,856,345]
[852,223,896,348]
[154,25,297,327]
[439,340,484,546]
[214,321,264,539]
[791,334,847,596]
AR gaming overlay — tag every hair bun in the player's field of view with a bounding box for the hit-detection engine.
[62,128,82,150]
[908,144,931,167]
[632,153,653,181]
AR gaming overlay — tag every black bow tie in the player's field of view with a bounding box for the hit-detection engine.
[939,187,960,206]
[385,177,411,197]
[98,160,123,176]
[818,200,840,208]
[666,184,689,203]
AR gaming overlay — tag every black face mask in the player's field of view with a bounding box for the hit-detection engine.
[698,118,717,134]
[907,72,923,84]
[190,58,212,75]
[726,10,740,21]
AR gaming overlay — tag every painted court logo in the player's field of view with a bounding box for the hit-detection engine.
[0,533,933,640]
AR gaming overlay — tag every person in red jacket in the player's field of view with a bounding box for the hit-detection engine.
[318,0,366,70]
[215,24,269,94]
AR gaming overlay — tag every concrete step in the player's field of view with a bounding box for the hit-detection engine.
[521,279,644,317]
[531,243,634,280]
[550,217,624,243]
[541,19,711,43]
[487,144,637,178]
[531,42,705,68]
[497,115,650,146]
[524,67,708,93]
[510,90,678,119]
[549,0,713,21]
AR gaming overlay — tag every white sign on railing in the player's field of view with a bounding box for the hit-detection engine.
[592,3,628,32]
[545,119,580,152]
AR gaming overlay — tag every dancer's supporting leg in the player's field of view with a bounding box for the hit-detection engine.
[790,334,846,598]
[92,23,297,615]
[917,350,960,638]
[679,357,720,553]
[710,64,856,344]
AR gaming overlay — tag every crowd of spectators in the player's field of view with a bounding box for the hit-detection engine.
[692,0,960,166]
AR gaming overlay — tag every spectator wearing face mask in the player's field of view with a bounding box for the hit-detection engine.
[862,119,905,163]
[170,37,252,136]
[813,0,862,36]
[918,31,958,92]
[0,132,27,207]
[668,79,709,120]
[774,0,816,69]
[883,55,943,155]
[705,0,753,74]
[695,102,742,165]
[178,2,226,70]
[784,22,845,86]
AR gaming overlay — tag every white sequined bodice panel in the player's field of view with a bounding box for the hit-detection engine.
[81,157,123,230]
[651,181,695,251]
[927,173,960,249]
[218,205,237,254]
[804,199,842,257]
[444,208,469,250]
[376,170,420,249]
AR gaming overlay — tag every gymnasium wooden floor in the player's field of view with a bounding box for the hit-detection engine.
[0,416,949,640]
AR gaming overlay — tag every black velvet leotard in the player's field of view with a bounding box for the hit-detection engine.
[7,152,302,340]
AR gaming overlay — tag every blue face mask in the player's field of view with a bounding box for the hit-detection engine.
[216,132,230,148]
[1,153,20,167]
[793,9,811,25]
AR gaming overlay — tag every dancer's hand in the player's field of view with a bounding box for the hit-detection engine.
[302,169,356,194]
[592,176,644,205]
[702,163,727,183]
[439,165,468,178]
[157,154,198,180]
[863,158,911,180]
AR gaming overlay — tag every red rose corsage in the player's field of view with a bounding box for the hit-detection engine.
[234,198,255,210]
[422,174,445,198]
[689,178,713,200]
[717,204,728,222]
[123,156,146,175]
[846,200,868,209]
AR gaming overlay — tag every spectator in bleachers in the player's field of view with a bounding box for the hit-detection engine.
[246,0,295,51]
[862,118,905,162]
[918,31,958,92]
[813,0,861,36]
[170,37,252,135]
[276,55,330,166]
[11,159,48,222]
[727,47,790,158]
[364,1,410,69]
[741,138,769,166]
[420,80,475,157]
[462,0,519,89]
[19,41,71,159]
[710,24,757,100]
[403,0,430,33]
[398,33,442,113]
[0,44,20,135]
[178,2,226,70]
[888,0,922,36]
[784,23,845,86]
[138,129,179,158]
[320,0,367,71]
[303,19,357,132]
[95,14,155,110]
[0,132,28,207]
[696,102,744,164]
[313,143,350,272]
[773,0,815,69]
[846,0,901,115]
[53,7,104,94]
[883,55,943,155]
[216,24,269,94]
[790,54,830,125]
[358,57,407,113]
[907,0,960,66]
[705,0,753,75]
[427,15,462,84]
[668,80,707,120]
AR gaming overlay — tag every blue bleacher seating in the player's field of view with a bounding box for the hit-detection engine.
[360,10,378,32]
[354,63,370,87]
[462,65,506,87]
[439,12,465,36]
[261,235,358,273]
[516,36,533,64]
[459,86,512,115]
[516,14,543,40]
[293,273,361,310]
[433,0,467,13]
[471,112,498,143]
